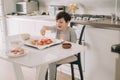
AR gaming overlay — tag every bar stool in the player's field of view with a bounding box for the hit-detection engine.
[45,24,86,80]
[65,25,86,80]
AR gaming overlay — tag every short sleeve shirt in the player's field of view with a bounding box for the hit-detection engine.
[51,26,77,43]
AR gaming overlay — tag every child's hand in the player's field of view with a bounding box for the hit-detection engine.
[40,26,51,36]
[40,27,46,36]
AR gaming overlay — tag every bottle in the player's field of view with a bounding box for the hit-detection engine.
[111,13,115,23]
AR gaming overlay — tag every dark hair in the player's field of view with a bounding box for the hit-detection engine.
[56,11,71,22]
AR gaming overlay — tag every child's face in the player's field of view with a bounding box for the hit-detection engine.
[56,18,69,30]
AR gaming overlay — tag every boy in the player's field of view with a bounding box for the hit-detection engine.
[40,11,77,80]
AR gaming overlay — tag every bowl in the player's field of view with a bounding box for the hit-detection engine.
[62,43,72,49]
[21,33,30,40]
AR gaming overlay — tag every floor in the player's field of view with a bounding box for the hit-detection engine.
[0,59,80,80]
[57,71,80,80]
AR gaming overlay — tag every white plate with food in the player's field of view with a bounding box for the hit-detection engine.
[7,48,27,58]
[24,38,64,50]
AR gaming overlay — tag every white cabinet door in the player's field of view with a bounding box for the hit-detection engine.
[19,20,36,36]
[7,18,56,36]
[35,20,56,38]
[85,27,120,80]
[6,18,19,35]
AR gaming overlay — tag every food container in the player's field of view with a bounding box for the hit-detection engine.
[21,33,30,40]
[48,5,65,15]
[62,43,72,49]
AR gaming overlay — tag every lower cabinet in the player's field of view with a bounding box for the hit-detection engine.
[18,20,36,35]
[84,27,120,80]
[6,18,20,35]
[6,18,56,37]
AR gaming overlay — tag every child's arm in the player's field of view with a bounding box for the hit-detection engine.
[40,26,52,36]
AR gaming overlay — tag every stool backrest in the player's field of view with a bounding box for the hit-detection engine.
[70,16,91,45]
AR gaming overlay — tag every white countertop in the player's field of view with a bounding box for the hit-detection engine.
[6,15,56,21]
[71,19,120,29]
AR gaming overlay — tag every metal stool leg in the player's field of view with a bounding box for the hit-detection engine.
[71,64,75,80]
[78,61,83,80]
[78,63,83,80]
[45,70,48,80]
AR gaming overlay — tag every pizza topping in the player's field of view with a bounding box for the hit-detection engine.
[10,48,24,54]
[30,38,53,46]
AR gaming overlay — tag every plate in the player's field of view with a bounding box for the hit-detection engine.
[24,39,64,50]
[6,49,28,58]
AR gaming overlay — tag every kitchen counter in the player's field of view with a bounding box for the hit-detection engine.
[6,15,56,21]
[7,15,120,30]
[71,19,120,30]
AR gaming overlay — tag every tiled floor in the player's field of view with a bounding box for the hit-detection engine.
[0,59,79,80]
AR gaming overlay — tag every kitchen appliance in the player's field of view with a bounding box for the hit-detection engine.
[16,1,38,14]
[48,5,65,15]
[111,44,120,54]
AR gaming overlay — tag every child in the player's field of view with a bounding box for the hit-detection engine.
[40,11,77,80]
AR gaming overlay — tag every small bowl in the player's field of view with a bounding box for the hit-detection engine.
[21,33,30,40]
[62,43,72,49]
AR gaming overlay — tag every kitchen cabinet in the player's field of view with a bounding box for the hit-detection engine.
[84,27,119,80]
[7,19,36,36]
[19,20,36,35]
[6,18,20,35]
[6,18,56,37]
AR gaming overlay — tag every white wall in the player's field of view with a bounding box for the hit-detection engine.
[3,0,16,14]
[4,0,120,15]
[3,0,22,14]
[38,0,120,15]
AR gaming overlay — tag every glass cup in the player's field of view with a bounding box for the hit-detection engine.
[8,41,23,50]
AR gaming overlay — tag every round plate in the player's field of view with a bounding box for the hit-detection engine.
[6,50,28,58]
